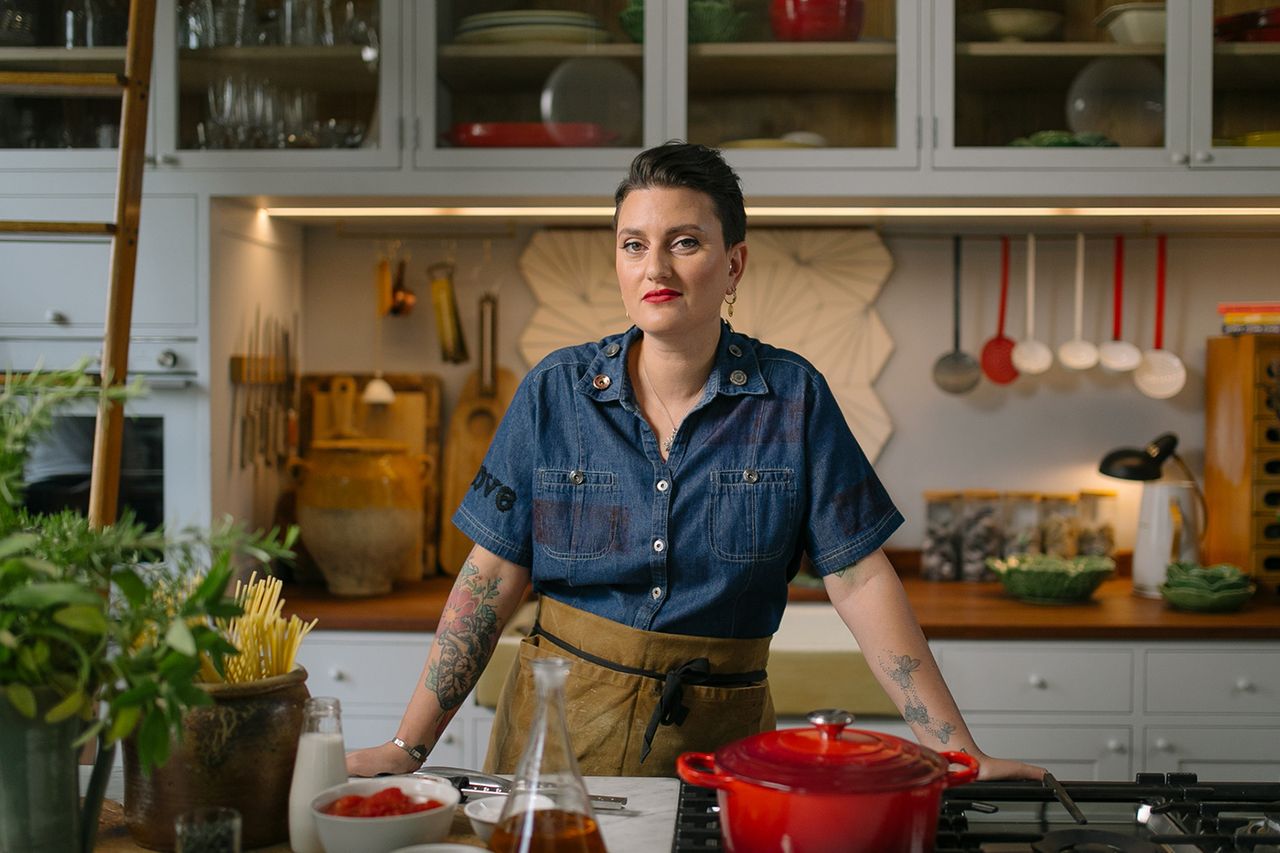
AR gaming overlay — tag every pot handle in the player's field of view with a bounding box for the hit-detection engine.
[939,750,980,787]
[676,752,730,791]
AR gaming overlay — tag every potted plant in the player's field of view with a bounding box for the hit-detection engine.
[0,365,293,853]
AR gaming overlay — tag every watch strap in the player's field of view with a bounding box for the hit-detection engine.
[392,737,427,763]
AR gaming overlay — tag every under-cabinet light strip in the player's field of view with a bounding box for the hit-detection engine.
[263,206,1280,219]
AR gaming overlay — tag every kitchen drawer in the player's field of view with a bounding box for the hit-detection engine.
[1145,651,1280,714]
[942,647,1133,714]
[966,725,1132,781]
[296,632,432,708]
[1257,418,1280,450]
[0,195,198,330]
[1144,727,1280,781]
[1254,514,1280,547]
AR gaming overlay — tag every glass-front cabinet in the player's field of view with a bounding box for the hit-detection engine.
[419,0,653,169]
[676,0,920,169]
[156,0,399,167]
[1190,0,1280,167]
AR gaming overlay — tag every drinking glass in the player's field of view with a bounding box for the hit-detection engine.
[174,807,241,853]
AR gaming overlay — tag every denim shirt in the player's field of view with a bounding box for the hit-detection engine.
[453,322,903,639]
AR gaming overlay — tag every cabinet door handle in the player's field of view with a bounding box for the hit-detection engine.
[440,733,457,746]
[1028,674,1048,689]
[1105,739,1126,754]
[45,309,69,324]
[1192,150,1213,164]
[1234,677,1256,693]
[1154,737,1173,752]
[328,667,348,681]
[160,155,180,166]
[1169,151,1189,165]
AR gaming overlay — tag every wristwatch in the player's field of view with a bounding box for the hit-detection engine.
[392,737,427,764]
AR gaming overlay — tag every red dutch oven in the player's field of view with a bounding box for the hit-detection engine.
[676,709,979,853]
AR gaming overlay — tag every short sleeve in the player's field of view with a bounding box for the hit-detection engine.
[802,372,904,575]
[450,372,538,568]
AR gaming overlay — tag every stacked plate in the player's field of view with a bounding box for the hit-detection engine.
[454,10,608,44]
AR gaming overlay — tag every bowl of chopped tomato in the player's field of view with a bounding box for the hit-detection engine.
[311,776,459,853]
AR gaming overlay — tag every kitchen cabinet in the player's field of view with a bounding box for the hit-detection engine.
[1144,727,1280,781]
[294,630,495,769]
[934,1,1280,172]
[969,725,1133,781]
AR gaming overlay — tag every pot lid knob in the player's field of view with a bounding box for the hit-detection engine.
[807,709,856,740]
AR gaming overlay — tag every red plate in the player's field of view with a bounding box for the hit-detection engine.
[443,122,618,148]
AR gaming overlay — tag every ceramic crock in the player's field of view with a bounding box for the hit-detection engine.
[293,438,424,596]
[123,667,309,851]
[770,0,864,41]
[676,709,979,853]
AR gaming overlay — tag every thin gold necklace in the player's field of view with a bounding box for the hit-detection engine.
[639,356,679,454]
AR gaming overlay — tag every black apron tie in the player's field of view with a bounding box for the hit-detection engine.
[530,623,766,764]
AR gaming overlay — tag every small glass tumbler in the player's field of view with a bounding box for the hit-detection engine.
[174,807,241,853]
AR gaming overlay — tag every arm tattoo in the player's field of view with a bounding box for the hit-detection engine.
[424,558,503,711]
[879,653,957,744]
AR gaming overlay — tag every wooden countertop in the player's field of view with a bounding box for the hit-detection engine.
[279,557,1280,641]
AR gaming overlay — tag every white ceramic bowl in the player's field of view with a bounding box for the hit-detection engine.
[311,776,460,853]
[1096,2,1166,45]
[464,793,555,843]
[961,8,1063,41]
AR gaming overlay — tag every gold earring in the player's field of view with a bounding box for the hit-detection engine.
[724,290,737,318]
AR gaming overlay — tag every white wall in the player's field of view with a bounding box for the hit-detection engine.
[300,227,1280,552]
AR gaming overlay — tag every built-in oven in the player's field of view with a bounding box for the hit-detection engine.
[0,336,206,528]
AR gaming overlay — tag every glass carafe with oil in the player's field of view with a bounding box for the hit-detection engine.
[489,657,606,853]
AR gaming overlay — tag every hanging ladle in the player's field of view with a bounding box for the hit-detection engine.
[1098,235,1142,372]
[1134,234,1187,399]
[1058,233,1100,370]
[932,235,982,395]
[980,235,1019,385]
[1011,233,1053,375]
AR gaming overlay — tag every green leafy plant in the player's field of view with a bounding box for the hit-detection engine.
[0,365,294,773]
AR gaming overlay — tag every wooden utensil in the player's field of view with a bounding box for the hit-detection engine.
[980,235,1019,385]
[439,293,518,575]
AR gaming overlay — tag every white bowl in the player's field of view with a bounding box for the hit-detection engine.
[464,793,555,843]
[311,776,460,853]
[1096,2,1166,45]
[960,8,1063,41]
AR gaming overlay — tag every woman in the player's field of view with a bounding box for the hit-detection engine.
[347,142,1042,781]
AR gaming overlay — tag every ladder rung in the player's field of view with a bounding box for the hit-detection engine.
[0,71,127,98]
[0,221,117,235]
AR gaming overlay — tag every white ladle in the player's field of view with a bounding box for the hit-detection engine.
[1011,234,1053,375]
[1058,233,1099,370]
[363,294,396,406]
[1098,234,1142,372]
[1134,234,1187,399]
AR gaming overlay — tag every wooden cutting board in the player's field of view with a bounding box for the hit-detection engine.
[439,294,518,575]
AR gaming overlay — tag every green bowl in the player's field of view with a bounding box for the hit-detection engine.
[1160,582,1255,613]
[987,554,1115,605]
[620,1,749,44]
[618,6,644,43]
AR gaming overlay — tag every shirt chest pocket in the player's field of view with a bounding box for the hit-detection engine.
[534,469,621,562]
[708,468,798,563]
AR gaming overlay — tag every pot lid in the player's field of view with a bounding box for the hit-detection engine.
[715,710,949,794]
[311,438,408,453]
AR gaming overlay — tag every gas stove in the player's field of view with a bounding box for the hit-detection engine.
[671,773,1280,852]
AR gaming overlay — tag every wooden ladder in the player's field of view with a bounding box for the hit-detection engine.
[0,1,157,528]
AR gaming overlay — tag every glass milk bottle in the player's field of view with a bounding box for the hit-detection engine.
[489,657,607,853]
[288,697,347,853]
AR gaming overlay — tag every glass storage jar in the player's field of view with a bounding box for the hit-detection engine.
[1077,489,1118,557]
[1000,491,1041,556]
[1040,493,1080,557]
[922,491,961,581]
[959,490,1002,581]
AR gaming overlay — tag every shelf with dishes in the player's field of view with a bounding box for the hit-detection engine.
[177,45,379,94]
[0,45,125,74]
[1212,41,1280,89]
[688,41,897,94]
[435,43,641,92]
[955,42,1164,91]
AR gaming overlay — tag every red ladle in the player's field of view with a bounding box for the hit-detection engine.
[980,236,1019,384]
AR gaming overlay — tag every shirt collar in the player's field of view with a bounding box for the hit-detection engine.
[576,322,769,404]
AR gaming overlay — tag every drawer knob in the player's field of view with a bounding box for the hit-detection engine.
[1154,737,1173,752]
[1234,677,1256,693]
[328,667,348,682]
[1106,739,1126,754]
[1028,674,1047,689]
[46,309,69,324]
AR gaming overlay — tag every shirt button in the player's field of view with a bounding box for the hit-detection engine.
[728,344,743,357]
[592,374,611,390]
[743,468,759,483]
[729,369,748,386]
[604,343,621,357]
[656,479,669,493]
[651,586,662,600]
[653,538,665,553]
[570,470,585,485]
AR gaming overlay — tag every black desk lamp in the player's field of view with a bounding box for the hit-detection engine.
[1099,432,1205,597]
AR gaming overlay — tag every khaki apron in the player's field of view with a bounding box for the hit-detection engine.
[483,597,775,777]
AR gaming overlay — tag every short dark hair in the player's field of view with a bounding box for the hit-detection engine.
[614,141,746,246]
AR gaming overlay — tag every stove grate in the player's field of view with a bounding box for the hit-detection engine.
[671,782,721,852]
